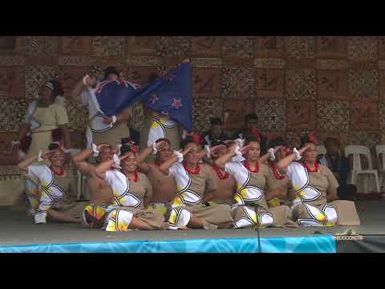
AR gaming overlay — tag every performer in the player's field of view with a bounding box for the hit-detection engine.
[233,113,268,155]
[264,137,293,208]
[214,137,294,228]
[277,134,360,227]
[12,79,72,158]
[139,72,182,150]
[72,144,115,228]
[17,142,86,224]
[202,118,229,147]
[71,66,133,147]
[136,138,178,214]
[202,141,236,206]
[94,140,166,231]
[158,136,234,230]
[320,137,357,200]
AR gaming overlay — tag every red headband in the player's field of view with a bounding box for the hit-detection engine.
[185,132,203,145]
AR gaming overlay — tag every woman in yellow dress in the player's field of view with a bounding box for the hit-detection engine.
[12,79,72,158]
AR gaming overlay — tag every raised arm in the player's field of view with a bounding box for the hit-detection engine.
[137,140,168,163]
[17,150,49,172]
[71,74,96,103]
[136,146,153,174]
[259,145,284,164]
[158,154,179,174]
[95,154,130,179]
[158,146,192,174]
[277,145,311,174]
[72,148,94,175]
[214,144,238,170]
[94,159,114,180]
[17,155,38,172]
[137,140,169,173]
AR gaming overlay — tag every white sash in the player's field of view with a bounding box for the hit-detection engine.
[147,114,177,146]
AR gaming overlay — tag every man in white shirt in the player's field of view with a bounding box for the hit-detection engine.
[71,66,133,148]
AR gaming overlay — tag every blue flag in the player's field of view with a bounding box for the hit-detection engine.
[140,62,193,132]
[95,79,141,117]
[94,62,192,132]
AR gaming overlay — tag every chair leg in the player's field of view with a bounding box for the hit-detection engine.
[352,172,358,192]
[374,173,381,193]
[380,172,384,191]
[363,175,368,194]
[77,170,82,200]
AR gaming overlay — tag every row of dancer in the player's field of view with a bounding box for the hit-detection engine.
[16,132,360,231]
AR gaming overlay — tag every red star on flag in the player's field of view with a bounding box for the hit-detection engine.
[172,97,183,109]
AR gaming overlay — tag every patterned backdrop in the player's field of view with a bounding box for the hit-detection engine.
[1,36,385,157]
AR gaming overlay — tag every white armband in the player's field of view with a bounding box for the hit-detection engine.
[110,115,117,127]
[174,151,184,163]
[234,138,245,148]
[37,150,43,162]
[232,145,245,162]
[293,147,302,161]
[268,148,275,161]
[92,143,99,157]
[116,144,122,156]
[63,148,74,154]
[152,142,158,155]
[112,154,121,169]
[204,145,211,159]
[82,74,89,86]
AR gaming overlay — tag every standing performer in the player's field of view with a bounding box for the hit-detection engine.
[139,72,182,150]
[12,79,71,158]
[71,66,133,147]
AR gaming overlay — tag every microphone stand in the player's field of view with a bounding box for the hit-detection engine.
[254,203,262,253]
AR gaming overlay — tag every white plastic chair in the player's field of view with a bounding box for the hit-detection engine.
[375,145,385,191]
[345,145,380,193]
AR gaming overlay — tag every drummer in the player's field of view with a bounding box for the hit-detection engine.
[71,66,136,148]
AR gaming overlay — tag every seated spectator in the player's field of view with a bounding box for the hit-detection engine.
[202,117,229,146]
[320,137,357,200]
[232,113,268,155]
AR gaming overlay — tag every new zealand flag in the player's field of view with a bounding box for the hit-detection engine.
[139,62,193,132]
[94,62,193,132]
[94,79,141,117]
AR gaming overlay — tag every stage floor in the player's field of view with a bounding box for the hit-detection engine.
[0,200,384,252]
